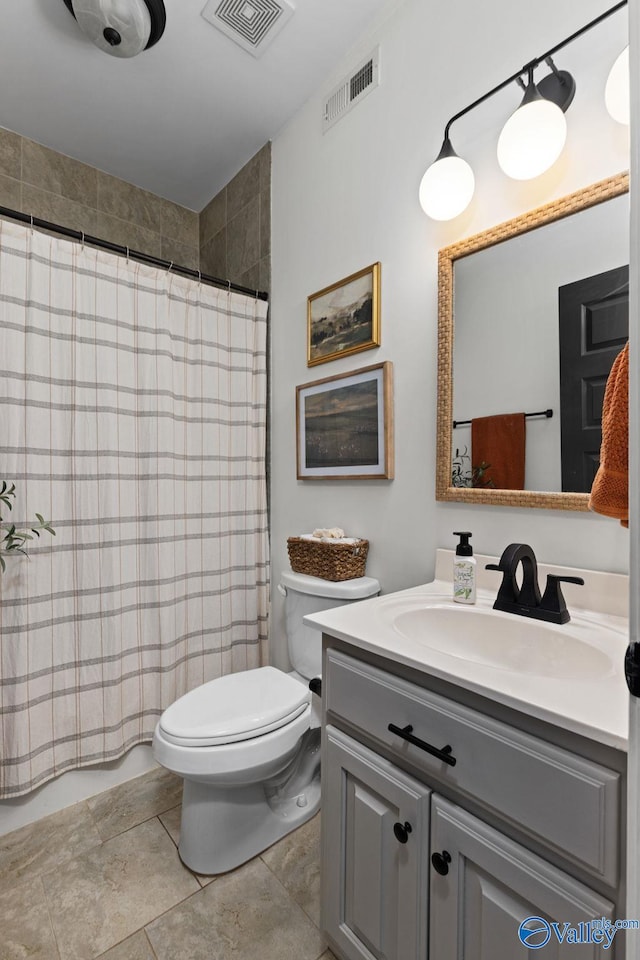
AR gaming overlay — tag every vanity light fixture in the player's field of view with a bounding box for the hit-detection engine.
[419,0,628,220]
[605,45,630,124]
[418,137,475,222]
[496,64,569,180]
[61,0,167,58]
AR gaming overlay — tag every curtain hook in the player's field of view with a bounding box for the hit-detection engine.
[30,215,34,235]
[81,231,85,251]
[227,280,231,295]
[126,246,130,264]
[198,270,202,288]
[167,261,173,275]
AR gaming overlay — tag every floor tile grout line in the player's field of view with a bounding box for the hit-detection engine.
[143,927,160,960]
[259,852,321,928]
[257,853,324,937]
[0,801,104,889]
[156,809,180,849]
[38,872,64,960]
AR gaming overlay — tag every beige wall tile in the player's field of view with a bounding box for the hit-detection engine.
[88,767,183,843]
[157,197,198,248]
[0,174,22,211]
[0,128,22,180]
[199,189,226,248]
[161,236,200,272]
[227,197,260,282]
[0,875,60,960]
[97,172,165,236]
[22,139,97,208]
[43,818,199,960]
[200,227,226,279]
[260,186,270,262]
[259,255,271,294]
[146,857,324,960]
[258,142,271,193]
[22,183,98,236]
[97,211,163,258]
[238,262,261,294]
[0,800,101,884]
[227,153,261,221]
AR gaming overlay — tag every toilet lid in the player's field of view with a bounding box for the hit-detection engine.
[158,667,310,747]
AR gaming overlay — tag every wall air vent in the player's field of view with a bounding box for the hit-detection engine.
[322,48,380,133]
[201,0,295,58]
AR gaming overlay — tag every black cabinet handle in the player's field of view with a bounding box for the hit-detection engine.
[431,850,452,876]
[393,821,412,844]
[388,723,457,767]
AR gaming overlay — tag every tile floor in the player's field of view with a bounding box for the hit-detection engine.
[0,767,335,960]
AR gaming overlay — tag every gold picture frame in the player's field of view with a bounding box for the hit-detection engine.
[307,262,381,366]
[296,361,394,480]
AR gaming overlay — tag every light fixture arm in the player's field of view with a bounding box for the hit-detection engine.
[442,0,627,143]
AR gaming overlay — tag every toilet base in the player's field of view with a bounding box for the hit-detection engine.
[178,729,321,875]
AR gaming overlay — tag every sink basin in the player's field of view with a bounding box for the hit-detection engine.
[388,603,615,680]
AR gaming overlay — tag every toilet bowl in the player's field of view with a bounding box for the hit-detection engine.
[152,570,380,875]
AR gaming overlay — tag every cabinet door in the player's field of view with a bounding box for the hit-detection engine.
[323,725,430,960]
[430,795,617,960]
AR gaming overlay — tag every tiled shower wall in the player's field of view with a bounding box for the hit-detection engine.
[200,143,271,293]
[0,128,270,279]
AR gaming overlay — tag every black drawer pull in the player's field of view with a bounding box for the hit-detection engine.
[393,821,412,844]
[431,850,452,876]
[388,723,457,767]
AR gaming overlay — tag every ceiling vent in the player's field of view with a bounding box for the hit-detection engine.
[201,0,295,58]
[322,48,380,133]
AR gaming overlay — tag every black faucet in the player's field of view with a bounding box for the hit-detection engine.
[486,543,584,624]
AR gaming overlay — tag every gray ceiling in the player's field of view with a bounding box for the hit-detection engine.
[0,0,390,210]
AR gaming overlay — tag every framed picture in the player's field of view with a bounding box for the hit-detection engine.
[296,361,394,480]
[307,262,381,366]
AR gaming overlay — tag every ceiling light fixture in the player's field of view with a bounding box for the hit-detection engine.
[62,0,167,58]
[418,0,627,221]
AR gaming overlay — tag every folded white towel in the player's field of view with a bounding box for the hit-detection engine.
[300,533,359,544]
[312,527,345,539]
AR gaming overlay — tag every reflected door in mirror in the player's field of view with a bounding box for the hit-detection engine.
[559,265,628,493]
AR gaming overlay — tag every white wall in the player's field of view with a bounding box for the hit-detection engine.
[270,0,630,668]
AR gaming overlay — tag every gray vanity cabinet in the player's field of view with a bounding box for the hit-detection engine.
[430,796,614,960]
[322,725,430,960]
[322,645,623,960]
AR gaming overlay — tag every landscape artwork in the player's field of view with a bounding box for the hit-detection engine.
[296,362,394,479]
[307,262,380,366]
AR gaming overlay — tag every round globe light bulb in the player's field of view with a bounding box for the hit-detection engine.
[497,96,567,180]
[605,46,629,125]
[419,155,475,221]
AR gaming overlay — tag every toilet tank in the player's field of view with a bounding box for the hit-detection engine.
[280,570,380,681]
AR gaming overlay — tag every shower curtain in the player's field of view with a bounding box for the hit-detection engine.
[0,220,269,798]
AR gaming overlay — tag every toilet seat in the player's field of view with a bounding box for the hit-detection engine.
[158,666,310,747]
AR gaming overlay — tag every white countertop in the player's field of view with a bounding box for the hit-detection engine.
[304,554,630,751]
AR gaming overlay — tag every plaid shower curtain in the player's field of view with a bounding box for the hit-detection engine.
[0,220,269,797]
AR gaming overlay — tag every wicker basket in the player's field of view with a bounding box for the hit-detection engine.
[287,536,369,581]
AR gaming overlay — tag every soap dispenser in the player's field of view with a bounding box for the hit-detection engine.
[453,531,476,604]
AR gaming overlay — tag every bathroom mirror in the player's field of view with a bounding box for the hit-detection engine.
[436,172,629,511]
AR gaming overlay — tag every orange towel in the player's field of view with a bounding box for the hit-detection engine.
[589,341,629,527]
[471,413,526,490]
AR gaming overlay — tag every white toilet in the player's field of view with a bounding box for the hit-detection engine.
[152,570,380,874]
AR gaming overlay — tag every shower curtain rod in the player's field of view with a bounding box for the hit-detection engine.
[0,204,269,301]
